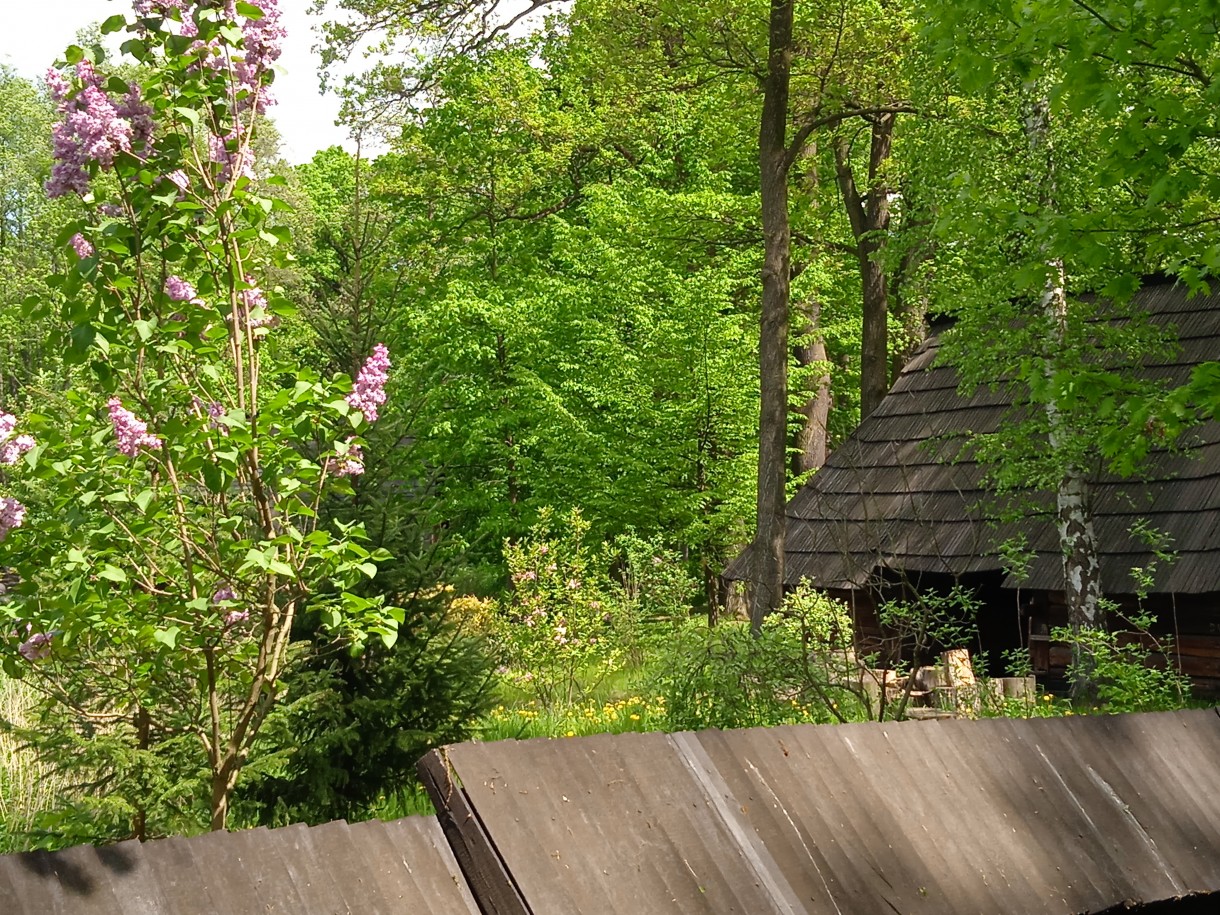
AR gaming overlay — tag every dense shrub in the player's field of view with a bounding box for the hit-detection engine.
[655,583,865,731]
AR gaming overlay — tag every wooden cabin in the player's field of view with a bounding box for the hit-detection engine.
[726,279,1220,694]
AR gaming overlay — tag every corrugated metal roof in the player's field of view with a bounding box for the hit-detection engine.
[421,709,1220,915]
[725,280,1220,592]
[0,815,480,915]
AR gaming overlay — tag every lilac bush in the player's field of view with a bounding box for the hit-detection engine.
[0,1,401,833]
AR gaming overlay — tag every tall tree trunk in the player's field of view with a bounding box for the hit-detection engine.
[751,0,794,631]
[834,114,896,420]
[1026,94,1103,701]
[794,296,831,473]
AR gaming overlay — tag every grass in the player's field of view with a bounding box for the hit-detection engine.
[0,675,68,853]
[477,693,671,741]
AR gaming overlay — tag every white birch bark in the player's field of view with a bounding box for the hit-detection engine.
[1026,93,1104,699]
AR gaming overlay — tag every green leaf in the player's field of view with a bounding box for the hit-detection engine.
[152,626,180,649]
[202,462,225,494]
[133,319,154,342]
[99,565,127,583]
[101,14,127,34]
[236,1,265,19]
[134,489,154,513]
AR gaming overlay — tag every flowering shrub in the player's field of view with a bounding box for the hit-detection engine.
[0,1,400,833]
[496,508,621,708]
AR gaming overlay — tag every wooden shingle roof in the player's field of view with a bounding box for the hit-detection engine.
[726,280,1220,593]
[0,816,479,915]
[420,709,1220,914]
[5,710,1220,913]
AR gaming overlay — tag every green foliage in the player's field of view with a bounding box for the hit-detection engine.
[236,610,494,825]
[0,68,77,407]
[878,586,982,662]
[1055,610,1192,714]
[916,0,1220,469]
[655,584,863,731]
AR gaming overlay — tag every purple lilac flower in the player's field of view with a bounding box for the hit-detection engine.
[165,275,196,302]
[188,35,227,74]
[208,131,255,182]
[207,400,228,433]
[166,169,189,192]
[71,233,94,258]
[117,84,155,152]
[45,67,135,198]
[134,0,188,16]
[0,435,35,466]
[45,67,70,102]
[234,0,285,113]
[224,609,250,628]
[241,280,267,313]
[0,413,34,465]
[212,585,237,603]
[346,344,391,423]
[242,1,285,73]
[107,398,163,456]
[0,496,27,541]
[331,438,364,477]
[18,631,53,662]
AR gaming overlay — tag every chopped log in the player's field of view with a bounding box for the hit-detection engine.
[942,649,980,716]
[1001,676,1036,700]
[906,708,957,720]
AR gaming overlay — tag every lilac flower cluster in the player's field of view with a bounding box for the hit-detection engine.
[0,412,35,466]
[107,398,163,456]
[165,275,197,302]
[45,62,136,198]
[133,0,188,16]
[0,497,26,541]
[117,84,155,153]
[0,435,35,466]
[212,585,237,603]
[346,344,391,423]
[166,169,190,197]
[208,131,256,183]
[207,400,228,431]
[18,630,54,662]
[235,0,285,113]
[330,438,365,477]
[71,233,94,259]
[224,609,250,628]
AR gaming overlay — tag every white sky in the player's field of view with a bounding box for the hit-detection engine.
[0,0,351,163]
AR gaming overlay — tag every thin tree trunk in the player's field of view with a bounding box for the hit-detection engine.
[794,296,831,473]
[1026,94,1103,701]
[210,762,236,831]
[834,114,896,420]
[751,0,795,631]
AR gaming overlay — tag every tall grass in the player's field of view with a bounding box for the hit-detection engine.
[0,675,66,852]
